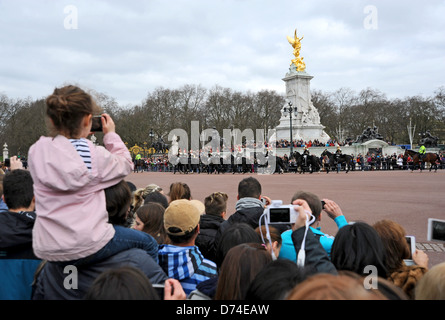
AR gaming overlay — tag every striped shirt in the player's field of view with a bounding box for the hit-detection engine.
[158,245,218,295]
[69,138,92,171]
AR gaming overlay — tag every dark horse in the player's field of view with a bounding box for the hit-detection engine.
[321,150,354,173]
[291,151,321,174]
[258,152,286,174]
[404,149,440,172]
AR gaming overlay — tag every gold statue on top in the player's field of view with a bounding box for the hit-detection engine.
[287,29,306,72]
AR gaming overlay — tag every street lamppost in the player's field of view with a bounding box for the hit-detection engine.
[149,129,155,154]
[149,129,154,145]
[407,118,416,150]
[283,101,298,155]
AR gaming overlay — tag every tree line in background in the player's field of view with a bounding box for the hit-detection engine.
[0,84,444,157]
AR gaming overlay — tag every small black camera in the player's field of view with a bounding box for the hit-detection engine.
[91,115,103,132]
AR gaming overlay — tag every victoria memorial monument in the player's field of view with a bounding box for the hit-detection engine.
[275,29,330,144]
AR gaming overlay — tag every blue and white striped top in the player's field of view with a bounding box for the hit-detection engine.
[69,138,92,171]
[158,245,218,295]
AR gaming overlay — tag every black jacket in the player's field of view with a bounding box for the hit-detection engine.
[32,248,168,300]
[195,214,225,263]
[212,206,264,257]
[0,210,41,299]
[291,226,337,275]
[0,210,37,255]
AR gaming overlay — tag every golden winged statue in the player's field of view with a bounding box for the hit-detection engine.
[287,29,306,72]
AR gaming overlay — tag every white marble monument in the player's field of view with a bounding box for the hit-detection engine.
[275,30,330,144]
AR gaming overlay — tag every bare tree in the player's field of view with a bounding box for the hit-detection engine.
[205,85,233,133]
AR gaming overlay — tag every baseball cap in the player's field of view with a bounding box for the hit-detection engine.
[164,199,200,236]
[190,199,205,215]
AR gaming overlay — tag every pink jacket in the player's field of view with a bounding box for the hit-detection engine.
[28,133,134,261]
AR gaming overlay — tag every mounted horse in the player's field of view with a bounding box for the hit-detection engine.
[291,151,321,174]
[321,150,354,173]
[256,151,286,174]
[404,149,440,172]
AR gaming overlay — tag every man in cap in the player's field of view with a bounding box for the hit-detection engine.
[335,146,342,158]
[158,199,218,295]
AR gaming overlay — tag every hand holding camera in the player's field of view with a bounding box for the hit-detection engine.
[3,156,23,170]
[412,249,429,269]
[263,199,312,230]
[90,114,116,135]
[265,200,299,225]
[261,199,314,268]
[321,198,344,220]
[291,199,313,230]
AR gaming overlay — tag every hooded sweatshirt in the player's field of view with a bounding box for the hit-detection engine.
[28,132,133,261]
[158,244,218,295]
[0,210,41,299]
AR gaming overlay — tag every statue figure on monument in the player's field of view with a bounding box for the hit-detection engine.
[307,104,320,125]
[301,110,309,124]
[355,126,384,143]
[419,130,439,147]
[276,27,330,144]
[372,126,383,140]
[287,29,306,72]
[171,135,179,155]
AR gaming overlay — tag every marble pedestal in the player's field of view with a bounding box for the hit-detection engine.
[275,66,330,144]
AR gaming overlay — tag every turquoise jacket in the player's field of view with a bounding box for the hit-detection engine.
[279,215,348,261]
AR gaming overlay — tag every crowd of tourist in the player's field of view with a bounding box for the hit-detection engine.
[0,154,442,301]
[0,85,443,302]
[2,162,443,300]
[276,138,339,148]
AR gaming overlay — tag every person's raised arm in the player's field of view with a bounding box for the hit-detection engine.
[291,199,337,275]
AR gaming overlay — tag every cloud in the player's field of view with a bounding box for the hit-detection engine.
[0,0,444,105]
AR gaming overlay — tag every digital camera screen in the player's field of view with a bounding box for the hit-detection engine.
[269,208,290,223]
[405,237,413,259]
[432,220,445,242]
[91,116,103,132]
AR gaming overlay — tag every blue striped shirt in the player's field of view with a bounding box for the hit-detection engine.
[158,245,218,295]
[69,138,92,171]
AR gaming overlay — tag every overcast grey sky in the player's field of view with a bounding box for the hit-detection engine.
[1,0,444,106]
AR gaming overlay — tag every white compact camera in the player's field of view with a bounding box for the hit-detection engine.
[265,200,298,224]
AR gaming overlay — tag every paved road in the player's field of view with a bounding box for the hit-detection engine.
[127,169,445,268]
